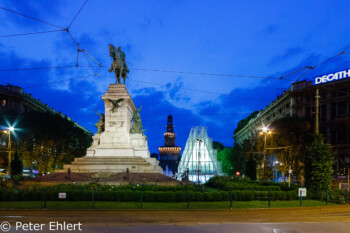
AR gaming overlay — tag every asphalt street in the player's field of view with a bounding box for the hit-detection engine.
[1,205,350,232]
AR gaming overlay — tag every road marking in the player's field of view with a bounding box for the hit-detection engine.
[2,216,23,218]
[273,229,298,233]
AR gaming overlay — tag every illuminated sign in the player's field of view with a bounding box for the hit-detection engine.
[314,69,350,85]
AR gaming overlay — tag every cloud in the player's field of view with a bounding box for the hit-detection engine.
[263,24,278,35]
[268,47,305,65]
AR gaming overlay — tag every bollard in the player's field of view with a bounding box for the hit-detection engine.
[300,190,302,206]
[326,190,329,206]
[229,191,233,209]
[187,192,190,209]
[140,191,143,209]
[91,190,95,209]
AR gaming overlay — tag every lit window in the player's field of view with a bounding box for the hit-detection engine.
[1,100,6,107]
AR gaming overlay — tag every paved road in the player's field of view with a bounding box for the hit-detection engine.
[1,222,350,233]
[1,205,350,232]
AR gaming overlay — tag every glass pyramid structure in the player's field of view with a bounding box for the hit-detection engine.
[177,126,223,183]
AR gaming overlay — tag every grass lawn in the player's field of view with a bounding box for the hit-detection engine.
[0,200,336,210]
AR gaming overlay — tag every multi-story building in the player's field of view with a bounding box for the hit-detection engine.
[0,84,91,173]
[233,68,350,175]
[158,114,181,176]
[0,84,88,132]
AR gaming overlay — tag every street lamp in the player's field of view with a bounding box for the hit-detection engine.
[196,139,203,184]
[3,126,14,175]
[259,126,272,181]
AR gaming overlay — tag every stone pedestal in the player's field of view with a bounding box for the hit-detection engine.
[59,84,163,174]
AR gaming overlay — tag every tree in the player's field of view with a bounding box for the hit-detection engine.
[304,134,333,196]
[245,153,257,180]
[11,151,23,177]
[213,141,234,175]
[212,141,225,152]
[232,142,248,176]
[217,147,234,175]
[1,111,92,175]
[270,116,313,183]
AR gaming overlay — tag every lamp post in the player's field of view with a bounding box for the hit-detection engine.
[196,139,203,184]
[259,126,271,181]
[3,127,14,175]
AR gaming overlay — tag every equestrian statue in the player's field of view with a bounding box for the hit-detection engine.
[108,44,129,84]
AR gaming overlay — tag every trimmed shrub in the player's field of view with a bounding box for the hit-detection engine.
[103,191,115,201]
[203,192,212,201]
[164,191,176,202]
[211,192,222,201]
[175,191,186,202]
[221,191,229,201]
[155,192,167,202]
[143,191,155,202]
[94,191,103,201]
[2,189,14,201]
[32,190,45,201]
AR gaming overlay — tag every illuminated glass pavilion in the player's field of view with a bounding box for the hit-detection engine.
[177,127,223,183]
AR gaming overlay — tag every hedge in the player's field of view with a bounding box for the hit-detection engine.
[0,188,299,202]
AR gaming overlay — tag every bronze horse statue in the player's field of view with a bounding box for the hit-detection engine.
[108,44,129,84]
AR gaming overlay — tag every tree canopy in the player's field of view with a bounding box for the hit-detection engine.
[304,134,333,196]
[1,111,92,174]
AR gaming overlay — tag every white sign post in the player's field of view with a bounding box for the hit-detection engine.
[58,193,66,199]
[298,188,307,197]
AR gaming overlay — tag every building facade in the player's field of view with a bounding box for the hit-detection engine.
[158,114,181,176]
[233,69,350,175]
[0,84,91,174]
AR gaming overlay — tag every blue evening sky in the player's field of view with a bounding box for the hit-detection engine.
[1,0,350,154]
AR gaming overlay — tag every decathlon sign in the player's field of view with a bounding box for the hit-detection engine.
[314,69,350,85]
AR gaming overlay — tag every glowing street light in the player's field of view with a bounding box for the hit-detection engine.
[259,125,272,181]
[2,126,15,175]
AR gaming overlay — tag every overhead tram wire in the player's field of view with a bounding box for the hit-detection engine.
[23,74,96,89]
[67,0,89,29]
[0,6,65,30]
[0,65,100,72]
[0,2,101,75]
[0,29,65,38]
[1,2,350,86]
[97,74,270,101]
[0,64,293,81]
[128,67,294,81]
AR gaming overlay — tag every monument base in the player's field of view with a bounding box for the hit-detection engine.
[56,84,163,174]
[56,156,163,173]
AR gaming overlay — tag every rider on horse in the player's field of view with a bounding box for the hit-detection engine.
[108,44,129,84]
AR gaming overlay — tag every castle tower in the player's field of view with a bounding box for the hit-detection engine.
[158,114,181,176]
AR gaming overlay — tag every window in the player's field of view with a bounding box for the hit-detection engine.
[337,101,347,117]
[331,103,336,120]
[337,127,347,144]
[306,95,311,103]
[306,107,312,119]
[338,88,347,97]
[1,99,6,107]
[321,105,327,121]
